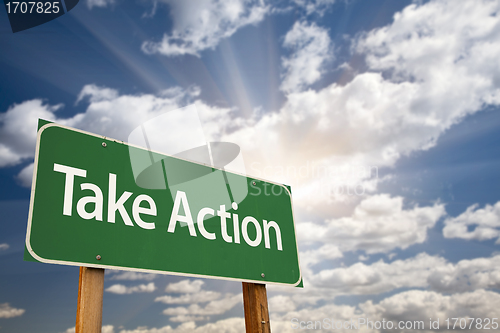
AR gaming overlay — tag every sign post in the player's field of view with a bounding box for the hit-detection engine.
[75,267,105,333]
[242,282,271,333]
[25,120,302,332]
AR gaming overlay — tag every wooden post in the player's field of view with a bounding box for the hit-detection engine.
[242,282,271,333]
[75,267,105,333]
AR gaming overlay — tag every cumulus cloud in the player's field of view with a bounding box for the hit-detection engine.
[0,243,9,250]
[165,279,205,293]
[118,318,245,333]
[162,293,242,322]
[293,0,336,16]
[287,253,500,302]
[222,0,500,210]
[308,253,444,295]
[0,84,231,187]
[105,282,156,294]
[15,163,34,188]
[0,100,61,167]
[156,280,239,322]
[443,201,500,242]
[299,243,343,270]
[155,291,221,304]
[63,325,114,333]
[280,21,332,93]
[427,255,500,293]
[0,303,25,318]
[270,289,500,333]
[268,295,297,313]
[141,0,268,57]
[86,0,114,10]
[297,194,445,254]
[107,271,158,281]
[357,0,500,101]
[360,289,500,332]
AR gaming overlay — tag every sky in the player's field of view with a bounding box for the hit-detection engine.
[1,0,500,332]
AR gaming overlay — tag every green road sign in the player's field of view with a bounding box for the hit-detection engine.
[25,121,302,287]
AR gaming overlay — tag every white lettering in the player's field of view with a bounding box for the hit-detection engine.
[232,202,240,244]
[168,191,197,236]
[291,318,299,329]
[76,183,103,221]
[217,205,232,243]
[53,163,86,216]
[242,216,262,247]
[107,173,133,226]
[263,220,282,251]
[132,194,156,229]
[197,207,215,240]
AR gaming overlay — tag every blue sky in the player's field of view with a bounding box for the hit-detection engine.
[1,0,500,332]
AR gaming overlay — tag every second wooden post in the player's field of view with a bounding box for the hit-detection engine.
[242,282,271,333]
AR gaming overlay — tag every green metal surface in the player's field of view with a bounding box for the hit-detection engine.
[26,121,302,286]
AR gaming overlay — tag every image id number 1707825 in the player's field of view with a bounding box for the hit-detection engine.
[5,2,60,14]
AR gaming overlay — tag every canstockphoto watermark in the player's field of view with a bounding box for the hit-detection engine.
[250,162,378,181]
[291,317,425,330]
[249,162,379,197]
[291,317,500,330]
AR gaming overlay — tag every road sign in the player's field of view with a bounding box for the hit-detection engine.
[25,121,302,287]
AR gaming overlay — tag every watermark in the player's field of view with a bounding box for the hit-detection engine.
[291,317,424,330]
[249,161,379,198]
[290,317,499,330]
[250,162,378,182]
[3,0,80,33]
[127,104,248,223]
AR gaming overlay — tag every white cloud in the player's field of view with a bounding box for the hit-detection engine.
[118,318,245,333]
[141,0,268,57]
[297,194,445,254]
[299,243,343,272]
[280,21,332,93]
[107,271,158,281]
[105,282,156,294]
[63,325,114,333]
[270,289,500,333]
[309,253,445,295]
[223,0,500,211]
[162,293,242,322]
[427,255,500,293]
[268,301,362,333]
[0,243,9,250]
[0,303,25,318]
[294,253,500,300]
[0,100,61,167]
[76,84,119,103]
[360,289,500,332]
[15,163,34,188]
[168,315,209,323]
[357,0,500,104]
[293,0,336,16]
[155,291,221,304]
[157,280,239,322]
[0,84,232,188]
[268,295,296,313]
[165,279,204,293]
[443,201,500,242]
[86,0,114,10]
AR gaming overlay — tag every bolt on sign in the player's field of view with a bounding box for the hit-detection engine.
[25,120,302,287]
